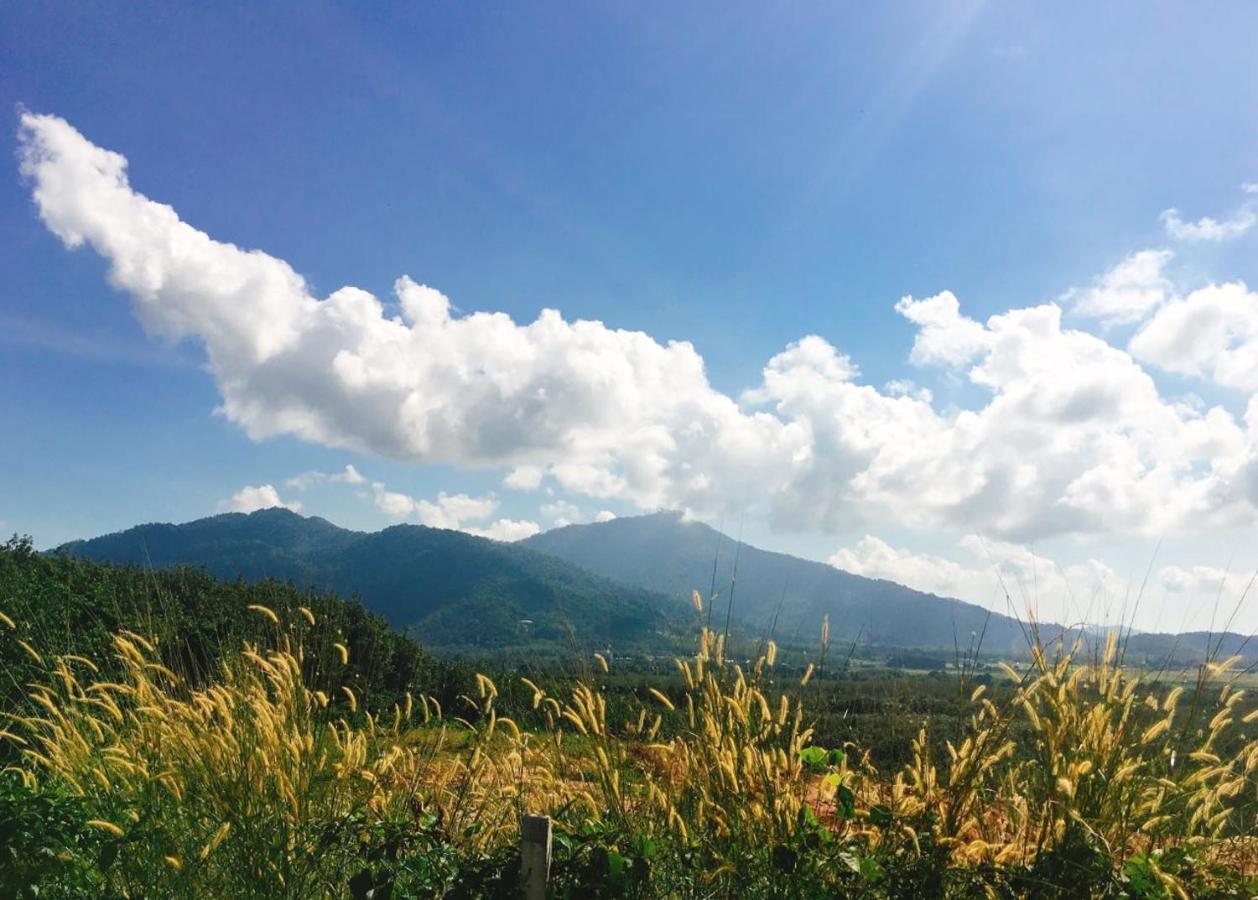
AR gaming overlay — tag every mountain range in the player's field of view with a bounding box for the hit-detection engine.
[57,509,1252,663]
[525,513,1256,665]
[57,508,680,652]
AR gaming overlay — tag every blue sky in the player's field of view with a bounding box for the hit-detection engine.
[4,2,1258,631]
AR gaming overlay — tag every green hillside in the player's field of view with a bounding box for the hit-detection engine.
[56,509,684,653]
[0,535,455,713]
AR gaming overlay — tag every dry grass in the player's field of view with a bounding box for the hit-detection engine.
[3,602,1257,895]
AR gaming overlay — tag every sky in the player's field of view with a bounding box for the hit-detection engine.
[4,2,1258,633]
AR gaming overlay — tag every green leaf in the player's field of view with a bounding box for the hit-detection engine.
[859,855,886,882]
[868,804,893,828]
[836,785,856,820]
[605,848,628,887]
[798,805,820,830]
[799,746,827,769]
[1122,854,1164,898]
[632,835,657,859]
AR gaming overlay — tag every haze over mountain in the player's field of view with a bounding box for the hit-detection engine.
[57,508,681,653]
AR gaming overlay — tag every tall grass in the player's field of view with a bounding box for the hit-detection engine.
[2,595,1256,896]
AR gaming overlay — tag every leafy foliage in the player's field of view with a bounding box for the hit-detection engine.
[0,535,460,719]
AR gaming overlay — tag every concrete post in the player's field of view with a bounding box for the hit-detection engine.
[520,814,552,899]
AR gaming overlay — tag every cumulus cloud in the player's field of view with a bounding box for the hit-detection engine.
[595,510,617,523]
[503,465,544,491]
[286,464,364,490]
[217,484,302,514]
[368,482,538,540]
[1129,282,1258,391]
[1070,250,1173,326]
[779,303,1258,540]
[895,291,991,367]
[20,112,1258,544]
[830,534,1118,624]
[371,484,493,527]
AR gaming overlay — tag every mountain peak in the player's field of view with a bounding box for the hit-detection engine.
[524,515,1030,651]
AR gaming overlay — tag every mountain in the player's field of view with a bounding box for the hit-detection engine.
[57,509,1251,665]
[523,512,1037,654]
[57,509,682,653]
[1122,631,1255,665]
[521,512,1252,664]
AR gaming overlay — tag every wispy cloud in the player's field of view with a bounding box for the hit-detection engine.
[0,311,194,370]
[1160,186,1257,242]
[1160,207,1256,243]
[286,464,365,490]
[1068,250,1174,326]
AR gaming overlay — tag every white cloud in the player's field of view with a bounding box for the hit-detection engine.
[286,464,364,490]
[832,536,1258,631]
[766,303,1257,541]
[418,492,498,529]
[895,290,991,367]
[476,519,542,541]
[16,112,811,522]
[1160,207,1256,243]
[883,378,932,401]
[217,484,302,514]
[368,482,537,540]
[1129,282,1258,391]
[830,534,1119,624]
[1159,564,1230,594]
[371,484,493,528]
[1070,250,1173,325]
[595,510,617,523]
[503,465,544,491]
[20,112,1258,546]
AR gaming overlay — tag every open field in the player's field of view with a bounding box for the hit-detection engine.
[3,543,1258,897]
